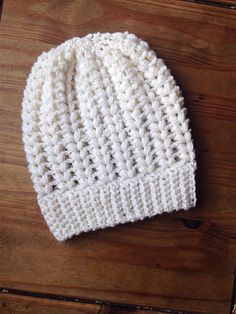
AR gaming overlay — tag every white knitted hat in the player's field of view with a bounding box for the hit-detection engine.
[22,32,197,241]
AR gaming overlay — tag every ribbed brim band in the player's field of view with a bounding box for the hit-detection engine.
[38,163,196,241]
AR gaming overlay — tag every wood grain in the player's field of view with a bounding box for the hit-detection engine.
[0,0,236,313]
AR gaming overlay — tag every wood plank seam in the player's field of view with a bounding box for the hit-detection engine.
[186,0,236,10]
[0,0,4,21]
[230,271,236,314]
[0,288,209,314]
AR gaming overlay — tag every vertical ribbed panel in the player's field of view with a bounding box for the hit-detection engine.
[38,164,196,241]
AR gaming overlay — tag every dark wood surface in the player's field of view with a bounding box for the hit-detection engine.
[0,0,236,313]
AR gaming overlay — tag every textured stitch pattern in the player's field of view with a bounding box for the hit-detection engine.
[22,32,197,241]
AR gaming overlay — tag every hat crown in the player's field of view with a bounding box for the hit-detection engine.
[22,32,195,196]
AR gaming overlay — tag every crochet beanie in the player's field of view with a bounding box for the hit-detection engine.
[22,32,197,241]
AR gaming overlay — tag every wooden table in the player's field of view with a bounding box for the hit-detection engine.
[0,1,236,313]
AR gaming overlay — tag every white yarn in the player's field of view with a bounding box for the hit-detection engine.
[22,32,197,241]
